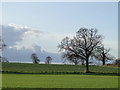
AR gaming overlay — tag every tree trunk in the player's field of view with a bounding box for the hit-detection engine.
[86,57,89,73]
[102,58,105,65]
[102,54,105,65]
[74,61,78,65]
[102,52,105,65]
[35,59,38,64]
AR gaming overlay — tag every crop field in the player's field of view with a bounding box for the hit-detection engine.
[2,74,118,88]
[2,63,118,75]
[2,63,119,89]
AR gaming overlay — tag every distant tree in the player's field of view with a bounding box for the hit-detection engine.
[58,28,103,73]
[0,56,1,62]
[94,46,115,65]
[115,58,120,67]
[0,36,6,50]
[62,52,85,65]
[0,36,7,62]
[2,57,9,63]
[62,52,80,65]
[31,53,40,64]
[45,56,52,64]
[81,59,85,65]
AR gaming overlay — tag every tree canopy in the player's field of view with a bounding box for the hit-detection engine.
[45,56,52,64]
[94,45,115,65]
[58,28,103,73]
[31,53,40,64]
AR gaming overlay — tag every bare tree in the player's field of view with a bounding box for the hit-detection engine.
[45,56,52,64]
[62,52,81,65]
[0,56,1,62]
[94,46,115,65]
[2,57,9,63]
[31,53,40,64]
[62,51,85,65]
[0,36,6,50]
[0,36,6,62]
[81,59,86,65]
[58,28,102,73]
[115,58,120,67]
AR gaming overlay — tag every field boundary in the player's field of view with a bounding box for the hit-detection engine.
[1,88,119,90]
[2,71,119,76]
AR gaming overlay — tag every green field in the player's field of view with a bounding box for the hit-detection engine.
[2,63,118,75]
[2,63,119,88]
[2,74,118,88]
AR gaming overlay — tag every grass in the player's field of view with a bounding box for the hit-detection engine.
[2,63,119,75]
[2,74,118,88]
[2,63,119,89]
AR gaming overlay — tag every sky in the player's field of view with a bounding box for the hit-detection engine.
[2,2,118,60]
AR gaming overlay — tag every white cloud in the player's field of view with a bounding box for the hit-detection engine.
[2,24,117,62]
[2,24,68,62]
[3,44,62,63]
[3,24,73,52]
[2,24,29,46]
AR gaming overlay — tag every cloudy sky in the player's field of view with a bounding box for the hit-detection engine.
[2,2,118,62]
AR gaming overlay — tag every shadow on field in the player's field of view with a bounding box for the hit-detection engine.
[2,71,119,76]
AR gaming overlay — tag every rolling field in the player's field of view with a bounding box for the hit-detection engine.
[2,63,118,75]
[2,63,119,88]
[2,74,118,88]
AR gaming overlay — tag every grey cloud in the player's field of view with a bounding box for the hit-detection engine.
[2,24,29,46]
[2,24,62,63]
[3,45,62,63]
